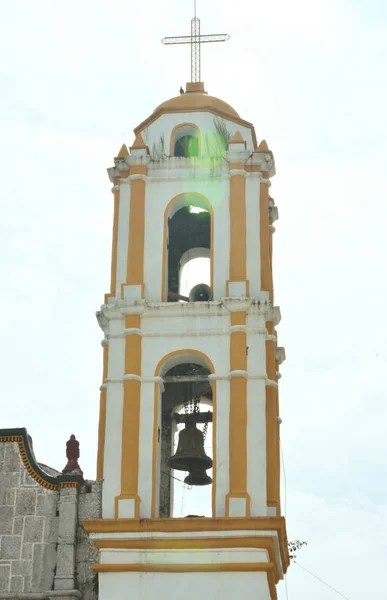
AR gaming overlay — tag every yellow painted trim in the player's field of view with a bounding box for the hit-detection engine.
[260,181,273,301]
[109,185,120,296]
[82,515,289,571]
[169,122,201,157]
[93,562,275,574]
[114,494,140,519]
[265,322,280,509]
[96,343,109,479]
[268,568,278,600]
[229,312,248,498]
[229,130,247,148]
[121,315,142,497]
[229,168,246,282]
[229,161,246,170]
[134,108,258,151]
[151,349,216,518]
[225,280,250,297]
[94,536,277,580]
[225,492,251,517]
[161,192,214,302]
[125,164,147,292]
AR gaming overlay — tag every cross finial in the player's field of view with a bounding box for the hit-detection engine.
[161,3,230,83]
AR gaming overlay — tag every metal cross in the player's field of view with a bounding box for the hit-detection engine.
[161,2,230,83]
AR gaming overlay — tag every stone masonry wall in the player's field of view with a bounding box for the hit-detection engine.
[76,481,102,600]
[0,441,59,594]
[0,437,102,600]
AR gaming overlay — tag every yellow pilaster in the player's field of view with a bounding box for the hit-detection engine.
[229,164,246,283]
[125,165,147,292]
[260,178,273,302]
[227,311,250,515]
[116,315,142,517]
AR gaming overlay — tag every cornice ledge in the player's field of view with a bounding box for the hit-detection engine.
[276,347,286,365]
[223,149,252,164]
[252,151,276,177]
[221,298,254,313]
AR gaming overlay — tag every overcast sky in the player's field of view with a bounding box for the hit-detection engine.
[1,1,386,598]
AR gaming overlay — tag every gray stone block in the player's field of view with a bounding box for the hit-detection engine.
[0,506,13,534]
[4,444,21,473]
[44,515,59,543]
[23,516,44,543]
[23,574,31,592]
[76,541,98,563]
[22,470,38,486]
[54,575,75,591]
[40,543,57,591]
[22,543,33,561]
[11,560,32,576]
[58,502,78,544]
[0,564,10,591]
[31,543,43,590]
[5,488,16,506]
[36,491,57,516]
[78,493,102,520]
[56,543,75,577]
[0,535,21,559]
[15,488,37,516]
[10,575,24,592]
[12,517,23,535]
[0,472,20,504]
[0,445,5,462]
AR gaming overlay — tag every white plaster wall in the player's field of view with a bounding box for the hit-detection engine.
[115,182,130,298]
[99,571,272,600]
[102,319,125,518]
[141,330,230,378]
[246,318,268,515]
[102,381,123,519]
[137,381,156,518]
[141,111,255,156]
[100,548,268,564]
[143,176,231,302]
[246,378,267,515]
[245,174,261,298]
[141,314,230,336]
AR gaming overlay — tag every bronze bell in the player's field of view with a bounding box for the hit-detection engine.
[184,470,212,486]
[168,420,212,472]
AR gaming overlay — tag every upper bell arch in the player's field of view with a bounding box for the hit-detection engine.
[170,122,200,157]
[161,192,214,302]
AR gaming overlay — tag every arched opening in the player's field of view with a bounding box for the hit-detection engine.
[158,358,214,518]
[171,124,200,158]
[179,250,211,298]
[164,195,212,302]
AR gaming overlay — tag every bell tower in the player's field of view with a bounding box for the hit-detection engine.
[84,81,289,600]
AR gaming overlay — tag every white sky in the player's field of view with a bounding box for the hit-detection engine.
[1,0,387,598]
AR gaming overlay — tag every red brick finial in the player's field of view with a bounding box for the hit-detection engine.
[62,434,83,475]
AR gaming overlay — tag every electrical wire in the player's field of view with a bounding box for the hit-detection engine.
[294,561,352,600]
[161,470,192,487]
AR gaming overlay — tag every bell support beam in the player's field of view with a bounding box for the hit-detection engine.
[172,411,213,424]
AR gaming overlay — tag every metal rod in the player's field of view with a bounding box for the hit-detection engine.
[163,375,210,383]
[173,411,213,424]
